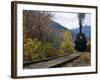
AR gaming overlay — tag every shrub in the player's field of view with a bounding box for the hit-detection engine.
[42,42,56,57]
[23,38,58,62]
[23,31,75,62]
[79,52,90,64]
[59,41,74,56]
[24,38,43,61]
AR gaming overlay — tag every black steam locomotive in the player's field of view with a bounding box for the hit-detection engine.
[74,13,87,52]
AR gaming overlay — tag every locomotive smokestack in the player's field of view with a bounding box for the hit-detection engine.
[77,13,85,33]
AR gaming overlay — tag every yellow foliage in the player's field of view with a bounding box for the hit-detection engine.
[23,31,75,62]
[62,31,71,41]
[59,31,74,56]
[23,37,58,62]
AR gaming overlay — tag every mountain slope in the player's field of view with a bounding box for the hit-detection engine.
[49,21,70,32]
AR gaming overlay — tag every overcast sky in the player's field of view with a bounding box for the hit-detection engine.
[51,12,91,29]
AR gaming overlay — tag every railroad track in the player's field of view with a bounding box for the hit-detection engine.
[24,52,82,69]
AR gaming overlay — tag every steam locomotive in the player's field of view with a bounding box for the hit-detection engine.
[74,13,87,52]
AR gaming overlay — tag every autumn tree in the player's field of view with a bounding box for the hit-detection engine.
[59,31,74,56]
[23,10,59,62]
[23,10,55,42]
